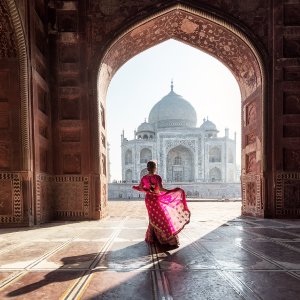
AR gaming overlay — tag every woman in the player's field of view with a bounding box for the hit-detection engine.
[133,160,190,246]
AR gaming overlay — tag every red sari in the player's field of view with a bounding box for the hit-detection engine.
[133,174,190,245]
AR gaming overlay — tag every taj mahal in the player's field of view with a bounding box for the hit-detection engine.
[121,82,237,184]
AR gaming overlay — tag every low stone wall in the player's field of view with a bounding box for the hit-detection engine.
[108,182,241,199]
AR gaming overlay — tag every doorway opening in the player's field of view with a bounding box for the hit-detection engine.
[93,3,267,217]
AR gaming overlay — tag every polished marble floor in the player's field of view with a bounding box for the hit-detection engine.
[0,201,300,299]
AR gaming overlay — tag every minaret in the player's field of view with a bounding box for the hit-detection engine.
[107,142,111,183]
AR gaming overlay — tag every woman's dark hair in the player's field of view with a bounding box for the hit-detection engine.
[147,160,157,173]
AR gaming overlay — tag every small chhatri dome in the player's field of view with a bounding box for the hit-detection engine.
[200,117,218,131]
[137,120,154,133]
[149,81,197,128]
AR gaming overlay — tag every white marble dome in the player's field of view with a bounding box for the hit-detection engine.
[200,119,218,131]
[148,89,197,128]
[137,121,154,133]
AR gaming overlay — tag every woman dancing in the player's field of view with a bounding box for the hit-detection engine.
[133,160,190,246]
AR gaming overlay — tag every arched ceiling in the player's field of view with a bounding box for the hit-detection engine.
[101,10,261,100]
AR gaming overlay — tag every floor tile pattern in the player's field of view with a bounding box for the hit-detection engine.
[0,201,300,299]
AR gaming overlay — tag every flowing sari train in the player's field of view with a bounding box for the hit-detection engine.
[133,183,190,245]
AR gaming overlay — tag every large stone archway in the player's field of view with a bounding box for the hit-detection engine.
[1,0,299,226]
[94,3,267,218]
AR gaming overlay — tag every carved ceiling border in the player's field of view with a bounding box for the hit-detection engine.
[5,0,30,171]
[93,1,268,174]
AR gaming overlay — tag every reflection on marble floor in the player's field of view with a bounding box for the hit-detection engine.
[0,201,300,299]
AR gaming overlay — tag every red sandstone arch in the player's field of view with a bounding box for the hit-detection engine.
[93,3,268,217]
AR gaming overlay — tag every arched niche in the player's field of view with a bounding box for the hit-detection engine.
[140,168,148,179]
[93,2,268,218]
[125,149,132,165]
[167,145,194,182]
[140,148,152,164]
[228,149,234,163]
[209,147,221,163]
[209,167,222,182]
[125,169,132,182]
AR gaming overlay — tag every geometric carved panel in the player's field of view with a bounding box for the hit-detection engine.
[102,153,106,176]
[283,125,300,138]
[283,148,300,170]
[0,72,9,101]
[276,173,300,215]
[284,67,300,81]
[284,38,300,58]
[100,102,105,129]
[246,131,256,145]
[63,153,81,174]
[36,174,53,223]
[58,12,77,32]
[0,173,21,223]
[0,180,12,215]
[35,26,45,55]
[242,175,261,214]
[53,175,89,217]
[284,92,300,115]
[101,132,106,148]
[284,5,300,26]
[0,143,10,169]
[34,0,44,20]
[59,73,79,87]
[0,0,17,58]
[36,58,46,80]
[246,151,256,173]
[246,181,256,207]
[62,129,81,142]
[61,97,80,120]
[40,148,47,172]
[0,112,10,129]
[59,44,78,63]
[38,84,47,114]
[246,100,256,125]
[39,121,47,138]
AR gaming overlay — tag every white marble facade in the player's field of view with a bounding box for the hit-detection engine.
[121,83,237,183]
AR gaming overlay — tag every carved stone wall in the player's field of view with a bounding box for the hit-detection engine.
[1,0,300,225]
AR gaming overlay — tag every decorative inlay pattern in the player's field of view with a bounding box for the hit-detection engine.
[246,101,256,125]
[242,175,261,215]
[246,131,256,145]
[246,152,256,173]
[0,173,21,223]
[276,173,300,215]
[0,0,17,58]
[62,129,81,142]
[36,174,52,223]
[0,142,10,169]
[0,72,9,101]
[165,139,195,153]
[53,176,89,217]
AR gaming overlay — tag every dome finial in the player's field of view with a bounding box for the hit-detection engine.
[144,118,146,122]
[171,79,173,92]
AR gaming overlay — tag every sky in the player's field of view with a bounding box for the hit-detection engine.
[107,39,241,181]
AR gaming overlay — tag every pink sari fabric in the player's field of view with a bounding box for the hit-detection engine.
[133,174,190,245]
